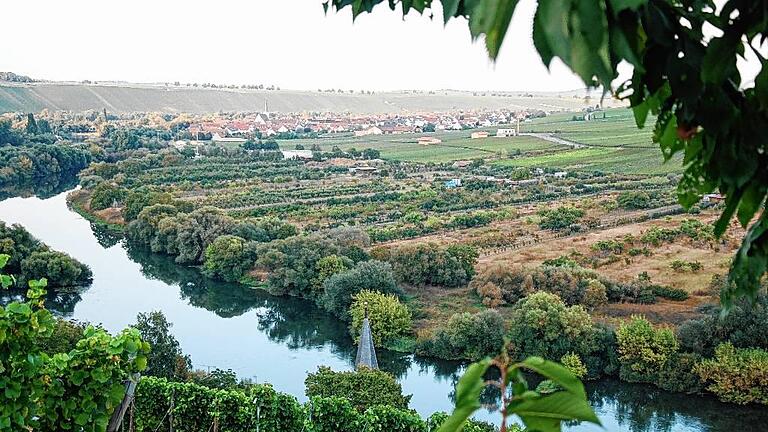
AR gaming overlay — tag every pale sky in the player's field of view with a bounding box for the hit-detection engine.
[1,0,587,92]
[2,0,763,92]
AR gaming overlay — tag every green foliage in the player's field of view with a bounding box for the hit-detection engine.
[35,318,86,355]
[652,285,689,301]
[416,310,505,361]
[616,190,653,209]
[372,242,478,287]
[0,222,92,289]
[434,354,600,432]
[0,257,148,431]
[677,295,768,357]
[616,316,678,383]
[427,412,499,432]
[202,235,256,282]
[349,290,412,346]
[0,143,91,194]
[135,377,306,432]
[89,181,128,210]
[560,352,588,379]
[20,250,93,287]
[305,366,411,412]
[695,343,768,405]
[538,206,584,231]
[657,352,704,394]
[133,311,190,381]
[507,292,603,375]
[322,260,401,319]
[312,254,351,292]
[324,0,768,309]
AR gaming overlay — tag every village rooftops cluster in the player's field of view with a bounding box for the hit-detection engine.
[185,108,544,140]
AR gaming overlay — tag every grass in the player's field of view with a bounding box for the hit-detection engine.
[281,108,682,174]
[282,130,559,163]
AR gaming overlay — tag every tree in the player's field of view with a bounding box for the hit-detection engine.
[203,235,256,282]
[416,310,505,361]
[20,250,93,287]
[616,316,678,383]
[349,290,412,346]
[25,113,38,135]
[322,260,401,319]
[324,0,768,309]
[133,311,191,380]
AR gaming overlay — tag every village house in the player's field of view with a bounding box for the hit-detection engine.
[354,126,383,137]
[496,128,518,137]
[470,131,489,139]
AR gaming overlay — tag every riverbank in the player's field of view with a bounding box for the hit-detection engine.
[2,189,768,430]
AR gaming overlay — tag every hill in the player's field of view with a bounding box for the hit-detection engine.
[0,81,616,114]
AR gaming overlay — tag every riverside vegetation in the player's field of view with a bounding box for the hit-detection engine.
[2,103,765,419]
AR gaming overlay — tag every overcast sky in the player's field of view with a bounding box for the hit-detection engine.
[1,0,589,92]
[3,0,764,92]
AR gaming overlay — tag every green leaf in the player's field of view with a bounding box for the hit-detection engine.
[736,184,767,228]
[701,36,739,84]
[441,0,460,23]
[516,357,585,399]
[714,187,742,237]
[536,0,573,64]
[467,0,520,60]
[437,359,490,432]
[608,0,646,13]
[0,254,9,270]
[511,391,600,432]
[725,214,768,311]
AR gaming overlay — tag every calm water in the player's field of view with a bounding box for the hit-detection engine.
[1,189,766,432]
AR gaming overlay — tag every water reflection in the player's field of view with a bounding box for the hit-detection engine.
[2,189,768,431]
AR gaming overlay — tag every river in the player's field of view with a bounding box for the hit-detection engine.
[1,189,766,432]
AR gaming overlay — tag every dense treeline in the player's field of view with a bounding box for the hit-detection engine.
[0,119,91,195]
[371,243,478,288]
[0,222,92,288]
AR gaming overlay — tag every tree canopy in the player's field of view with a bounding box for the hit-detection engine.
[325,0,768,308]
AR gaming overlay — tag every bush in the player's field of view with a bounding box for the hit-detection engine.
[349,290,412,347]
[583,279,608,309]
[617,191,652,209]
[371,242,477,288]
[322,260,401,320]
[310,396,360,432]
[507,292,602,374]
[695,343,768,405]
[538,206,585,231]
[616,316,678,383]
[304,366,411,412]
[416,310,505,361]
[362,405,425,432]
[677,295,768,357]
[20,250,92,287]
[652,285,689,301]
[560,352,588,379]
[202,235,256,282]
[470,265,601,307]
[89,181,127,210]
[657,352,704,394]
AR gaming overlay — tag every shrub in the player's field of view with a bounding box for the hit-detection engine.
[416,310,505,361]
[657,352,704,394]
[349,290,412,346]
[20,250,93,287]
[617,191,652,209]
[372,242,477,288]
[362,405,425,432]
[304,366,411,412]
[470,265,599,307]
[677,295,768,357]
[652,285,689,301]
[583,279,608,309]
[537,206,585,231]
[507,292,602,372]
[616,316,678,383]
[89,181,127,210]
[560,352,588,379]
[310,396,360,432]
[322,260,401,320]
[695,343,768,405]
[202,235,256,282]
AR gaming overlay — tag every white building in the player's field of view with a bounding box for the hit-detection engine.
[496,128,518,137]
